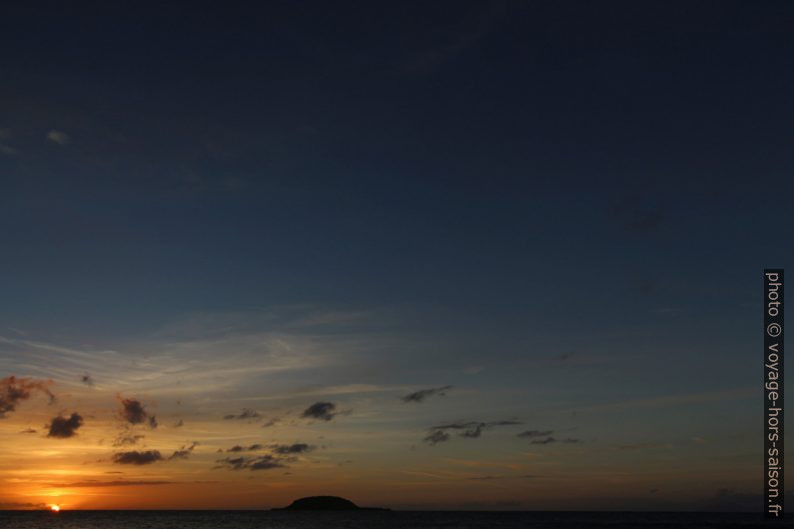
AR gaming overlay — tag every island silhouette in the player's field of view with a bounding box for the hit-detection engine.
[275,496,389,511]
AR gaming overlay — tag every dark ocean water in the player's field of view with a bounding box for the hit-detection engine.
[0,511,791,529]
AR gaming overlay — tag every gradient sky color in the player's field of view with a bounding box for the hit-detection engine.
[1,1,793,511]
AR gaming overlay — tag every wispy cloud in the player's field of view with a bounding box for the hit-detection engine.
[49,480,176,488]
[424,430,450,445]
[401,385,452,403]
[529,437,579,445]
[215,455,286,471]
[424,420,522,445]
[223,408,261,420]
[516,429,580,444]
[168,442,198,460]
[0,307,402,410]
[46,129,70,145]
[262,417,280,428]
[0,128,17,155]
[0,325,336,399]
[0,501,46,509]
[0,144,17,155]
[517,430,553,439]
[113,434,145,446]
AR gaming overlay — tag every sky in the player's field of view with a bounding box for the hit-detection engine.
[0,0,793,511]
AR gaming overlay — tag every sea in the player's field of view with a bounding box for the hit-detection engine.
[0,511,791,529]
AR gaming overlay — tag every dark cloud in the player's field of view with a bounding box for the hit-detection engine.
[460,424,486,438]
[516,428,580,444]
[223,408,261,420]
[226,444,263,453]
[530,437,580,445]
[81,373,94,386]
[249,455,286,470]
[216,442,314,470]
[119,398,146,423]
[434,420,521,430]
[271,443,313,455]
[215,456,247,470]
[401,385,452,403]
[301,401,337,421]
[424,420,522,445]
[118,397,156,428]
[20,427,37,434]
[489,420,522,427]
[112,450,164,465]
[169,442,198,460]
[423,430,450,445]
[215,454,286,471]
[517,430,554,439]
[47,412,84,438]
[0,376,55,418]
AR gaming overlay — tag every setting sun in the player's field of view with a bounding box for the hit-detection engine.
[50,504,60,512]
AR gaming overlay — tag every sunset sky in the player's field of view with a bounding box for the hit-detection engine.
[1,1,793,511]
